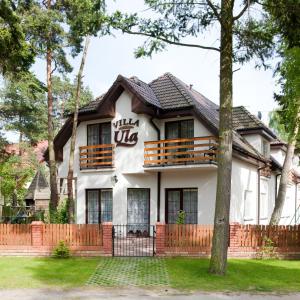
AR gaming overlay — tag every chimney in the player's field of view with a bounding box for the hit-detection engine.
[189,84,193,90]
[257,111,262,120]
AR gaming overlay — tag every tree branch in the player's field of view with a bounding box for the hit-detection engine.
[233,2,250,21]
[206,0,222,24]
[123,30,220,52]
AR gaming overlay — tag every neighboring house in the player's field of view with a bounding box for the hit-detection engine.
[52,73,300,229]
[25,170,50,211]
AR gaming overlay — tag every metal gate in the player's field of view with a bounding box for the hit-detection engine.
[112,225,155,257]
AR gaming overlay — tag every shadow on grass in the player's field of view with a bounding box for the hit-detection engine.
[165,258,300,292]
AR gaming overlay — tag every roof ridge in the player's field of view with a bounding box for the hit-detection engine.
[165,73,194,106]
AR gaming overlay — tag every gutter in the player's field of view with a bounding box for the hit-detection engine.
[150,115,161,222]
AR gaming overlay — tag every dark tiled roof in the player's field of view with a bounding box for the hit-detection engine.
[150,73,194,109]
[271,139,287,146]
[125,76,161,108]
[75,73,276,162]
[232,106,276,138]
[25,171,49,200]
[79,94,106,113]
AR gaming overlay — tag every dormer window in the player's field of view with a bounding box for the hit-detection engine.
[262,139,270,157]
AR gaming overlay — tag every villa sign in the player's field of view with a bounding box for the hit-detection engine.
[113,118,139,147]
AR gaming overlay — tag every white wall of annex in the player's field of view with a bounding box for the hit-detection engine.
[230,158,258,224]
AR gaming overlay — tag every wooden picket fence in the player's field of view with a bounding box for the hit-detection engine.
[42,224,103,247]
[0,224,32,246]
[0,223,103,255]
[236,225,300,250]
[162,224,300,255]
[164,224,214,253]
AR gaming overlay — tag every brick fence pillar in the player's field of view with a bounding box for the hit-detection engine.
[228,222,241,253]
[31,221,44,247]
[156,222,166,255]
[102,222,113,256]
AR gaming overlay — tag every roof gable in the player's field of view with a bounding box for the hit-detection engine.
[52,73,278,164]
[233,106,276,139]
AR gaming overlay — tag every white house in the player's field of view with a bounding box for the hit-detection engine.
[53,73,300,231]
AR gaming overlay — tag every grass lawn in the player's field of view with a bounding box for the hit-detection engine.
[0,257,299,292]
[166,258,300,292]
[0,257,100,289]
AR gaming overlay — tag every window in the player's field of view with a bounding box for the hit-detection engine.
[165,119,194,161]
[87,122,111,145]
[261,140,269,157]
[244,190,254,221]
[165,119,194,139]
[166,188,198,224]
[86,189,112,224]
[260,179,269,220]
[127,189,150,234]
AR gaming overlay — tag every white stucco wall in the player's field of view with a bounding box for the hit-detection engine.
[230,158,258,224]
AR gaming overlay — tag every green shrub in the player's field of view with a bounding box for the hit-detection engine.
[52,240,70,258]
[49,199,68,224]
[176,210,186,224]
[256,236,278,260]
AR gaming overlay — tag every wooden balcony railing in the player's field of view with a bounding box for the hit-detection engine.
[79,144,114,169]
[144,136,218,167]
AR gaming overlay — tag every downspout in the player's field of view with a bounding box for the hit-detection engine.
[150,115,161,222]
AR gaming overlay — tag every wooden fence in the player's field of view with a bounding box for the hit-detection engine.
[164,224,214,254]
[0,224,32,246]
[43,224,103,248]
[159,224,300,257]
[0,223,104,256]
[234,224,300,251]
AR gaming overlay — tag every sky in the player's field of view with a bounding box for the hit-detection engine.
[4,0,279,142]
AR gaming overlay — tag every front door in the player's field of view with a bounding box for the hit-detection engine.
[127,188,150,236]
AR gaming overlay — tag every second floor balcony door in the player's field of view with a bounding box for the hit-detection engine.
[87,122,112,166]
[87,122,111,146]
[165,119,194,161]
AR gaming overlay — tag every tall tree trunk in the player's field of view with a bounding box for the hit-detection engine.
[269,111,300,225]
[67,36,90,223]
[209,0,233,275]
[47,0,59,215]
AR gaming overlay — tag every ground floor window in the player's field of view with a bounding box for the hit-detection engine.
[166,188,198,224]
[127,188,150,235]
[86,189,112,224]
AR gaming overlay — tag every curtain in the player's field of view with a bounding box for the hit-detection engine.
[183,189,198,224]
[87,190,99,224]
[101,189,113,222]
[167,190,181,224]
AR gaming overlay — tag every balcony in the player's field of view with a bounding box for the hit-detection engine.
[144,136,218,170]
[79,144,115,170]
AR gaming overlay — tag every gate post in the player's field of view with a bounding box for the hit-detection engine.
[228,222,241,255]
[102,222,113,256]
[156,222,166,256]
[31,221,44,247]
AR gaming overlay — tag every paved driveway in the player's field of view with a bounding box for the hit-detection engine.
[0,288,299,300]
